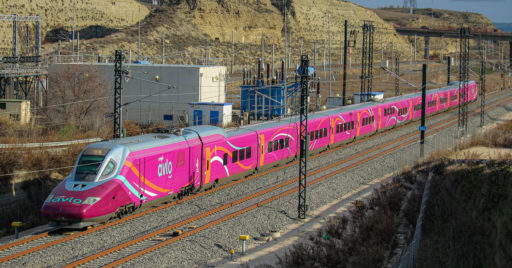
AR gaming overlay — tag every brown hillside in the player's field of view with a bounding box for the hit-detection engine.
[0,0,149,55]
[375,8,497,30]
[40,0,412,69]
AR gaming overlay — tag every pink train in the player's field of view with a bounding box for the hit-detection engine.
[42,81,478,227]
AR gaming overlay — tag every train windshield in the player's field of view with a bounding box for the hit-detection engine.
[74,148,110,182]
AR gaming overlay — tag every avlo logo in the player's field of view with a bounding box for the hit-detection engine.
[50,196,83,204]
[157,157,173,177]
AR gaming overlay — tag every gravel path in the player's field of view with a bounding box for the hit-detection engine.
[1,90,510,268]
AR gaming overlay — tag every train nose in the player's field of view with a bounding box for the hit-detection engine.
[41,195,102,220]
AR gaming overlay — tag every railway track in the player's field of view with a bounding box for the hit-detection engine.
[0,89,510,266]
[65,91,512,267]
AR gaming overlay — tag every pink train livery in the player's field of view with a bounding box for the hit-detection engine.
[42,81,478,227]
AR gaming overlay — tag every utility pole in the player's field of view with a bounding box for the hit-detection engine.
[231,30,234,73]
[414,34,417,62]
[162,33,165,64]
[272,44,275,79]
[420,64,427,158]
[447,56,451,85]
[360,21,374,103]
[261,32,265,70]
[479,37,486,127]
[283,0,288,116]
[395,56,400,96]
[72,0,76,62]
[138,4,141,60]
[298,55,310,220]
[77,32,80,62]
[342,20,348,106]
[314,41,317,68]
[114,50,124,139]
[328,13,332,97]
[459,27,470,137]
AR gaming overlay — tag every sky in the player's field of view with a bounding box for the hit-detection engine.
[349,0,512,23]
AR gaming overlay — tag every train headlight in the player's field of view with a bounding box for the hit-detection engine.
[82,197,101,205]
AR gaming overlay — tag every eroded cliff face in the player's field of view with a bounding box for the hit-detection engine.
[2,0,499,67]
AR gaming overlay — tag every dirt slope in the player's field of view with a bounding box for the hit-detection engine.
[0,0,149,55]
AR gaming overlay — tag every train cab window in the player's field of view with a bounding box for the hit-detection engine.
[233,150,238,163]
[75,153,107,182]
[100,160,116,180]
[285,137,290,148]
[246,147,251,159]
[268,142,273,153]
[223,153,228,166]
[274,141,279,151]
[239,148,246,161]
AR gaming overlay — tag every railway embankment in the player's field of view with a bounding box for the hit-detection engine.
[274,119,512,267]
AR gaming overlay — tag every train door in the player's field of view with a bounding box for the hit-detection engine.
[135,158,146,205]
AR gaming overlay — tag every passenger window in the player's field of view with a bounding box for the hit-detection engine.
[351,121,354,129]
[315,130,319,140]
[246,147,251,159]
[274,141,279,151]
[239,148,245,161]
[268,142,273,153]
[310,132,314,141]
[323,128,327,137]
[233,150,238,163]
[279,139,284,149]
[223,153,228,166]
[285,137,290,148]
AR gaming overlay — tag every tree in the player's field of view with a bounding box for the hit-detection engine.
[45,65,109,131]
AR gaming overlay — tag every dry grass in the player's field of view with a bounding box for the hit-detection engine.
[463,120,512,149]
[277,171,426,267]
[417,161,512,267]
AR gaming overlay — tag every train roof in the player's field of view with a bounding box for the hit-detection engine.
[94,131,198,152]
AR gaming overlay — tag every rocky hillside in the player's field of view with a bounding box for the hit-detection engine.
[375,8,497,30]
[0,0,149,55]
[0,1,501,69]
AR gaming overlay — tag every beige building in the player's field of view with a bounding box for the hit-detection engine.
[0,99,31,124]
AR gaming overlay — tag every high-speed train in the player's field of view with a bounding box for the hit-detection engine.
[41,81,478,227]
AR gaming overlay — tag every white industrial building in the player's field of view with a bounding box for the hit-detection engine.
[188,102,233,127]
[48,63,227,126]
